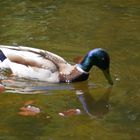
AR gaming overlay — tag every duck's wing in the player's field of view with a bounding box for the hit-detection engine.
[18,46,75,74]
[0,45,74,74]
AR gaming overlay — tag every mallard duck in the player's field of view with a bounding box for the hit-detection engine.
[0,45,113,85]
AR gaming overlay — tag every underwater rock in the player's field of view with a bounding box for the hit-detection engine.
[59,108,81,117]
[18,105,41,116]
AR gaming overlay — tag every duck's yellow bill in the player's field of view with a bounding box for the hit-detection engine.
[103,69,113,85]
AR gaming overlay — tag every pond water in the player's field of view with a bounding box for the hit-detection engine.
[0,0,140,140]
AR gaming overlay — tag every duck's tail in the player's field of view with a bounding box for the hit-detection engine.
[0,50,7,62]
[0,50,11,69]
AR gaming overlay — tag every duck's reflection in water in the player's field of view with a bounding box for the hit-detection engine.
[1,75,112,118]
[74,81,112,118]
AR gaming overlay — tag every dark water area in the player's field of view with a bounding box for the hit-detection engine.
[0,0,140,140]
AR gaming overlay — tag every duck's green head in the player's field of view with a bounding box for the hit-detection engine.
[77,48,113,85]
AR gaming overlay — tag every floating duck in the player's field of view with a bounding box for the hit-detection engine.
[0,45,113,85]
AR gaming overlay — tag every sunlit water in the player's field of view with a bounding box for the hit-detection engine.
[0,0,140,140]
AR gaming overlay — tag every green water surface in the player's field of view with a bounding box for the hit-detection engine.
[0,0,140,140]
